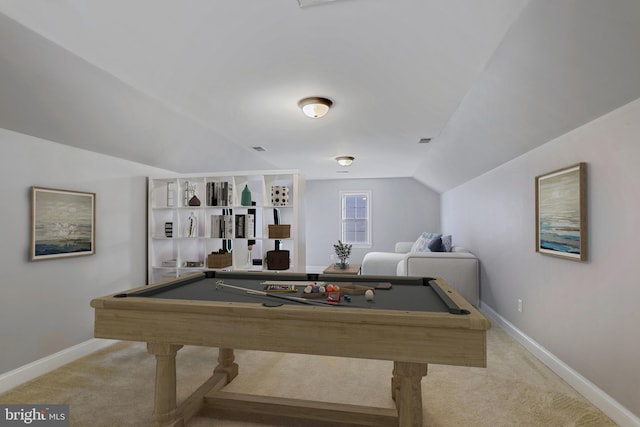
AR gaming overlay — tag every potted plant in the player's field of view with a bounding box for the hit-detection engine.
[333,240,352,269]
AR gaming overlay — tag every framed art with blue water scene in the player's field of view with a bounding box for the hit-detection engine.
[535,163,586,261]
[30,186,96,260]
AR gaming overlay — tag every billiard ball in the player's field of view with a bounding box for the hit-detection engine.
[365,289,374,301]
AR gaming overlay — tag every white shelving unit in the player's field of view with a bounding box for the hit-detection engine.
[147,170,305,283]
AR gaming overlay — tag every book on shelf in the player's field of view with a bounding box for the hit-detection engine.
[248,207,256,246]
[206,181,234,206]
[234,214,255,239]
[211,213,233,238]
[246,214,255,239]
[235,215,245,238]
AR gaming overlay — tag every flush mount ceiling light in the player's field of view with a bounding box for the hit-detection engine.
[335,155,354,167]
[298,97,333,118]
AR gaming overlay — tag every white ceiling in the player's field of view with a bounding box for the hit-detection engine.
[1,0,639,192]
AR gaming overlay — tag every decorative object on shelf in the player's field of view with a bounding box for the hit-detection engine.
[185,212,198,238]
[241,184,252,206]
[274,209,284,252]
[298,96,332,118]
[271,186,290,206]
[246,244,253,268]
[333,240,352,269]
[207,250,232,268]
[535,162,587,261]
[184,261,204,267]
[222,238,233,253]
[166,182,176,207]
[183,181,196,206]
[248,203,256,248]
[161,259,177,267]
[183,182,200,206]
[268,224,290,239]
[266,249,290,270]
[30,186,96,261]
[164,222,173,238]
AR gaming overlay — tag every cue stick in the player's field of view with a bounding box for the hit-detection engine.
[214,281,341,306]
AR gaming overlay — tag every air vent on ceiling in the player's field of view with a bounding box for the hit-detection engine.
[252,146,266,152]
[419,138,432,144]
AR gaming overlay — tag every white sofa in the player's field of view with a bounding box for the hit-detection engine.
[361,241,479,306]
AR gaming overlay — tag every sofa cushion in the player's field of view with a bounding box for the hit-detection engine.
[410,232,442,252]
[394,241,414,253]
[441,234,452,252]
[428,237,445,252]
[362,251,406,276]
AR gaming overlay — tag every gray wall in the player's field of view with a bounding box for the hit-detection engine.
[305,177,440,268]
[441,98,640,418]
[0,129,169,374]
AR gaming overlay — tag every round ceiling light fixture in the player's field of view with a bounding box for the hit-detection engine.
[298,97,333,118]
[335,155,354,167]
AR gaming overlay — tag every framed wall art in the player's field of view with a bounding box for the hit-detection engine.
[535,163,586,261]
[30,186,96,261]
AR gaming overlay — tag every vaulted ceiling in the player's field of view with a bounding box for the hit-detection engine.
[1,0,639,192]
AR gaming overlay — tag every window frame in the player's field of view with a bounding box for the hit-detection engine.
[339,190,372,248]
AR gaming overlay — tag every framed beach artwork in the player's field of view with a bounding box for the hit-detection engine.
[535,163,586,261]
[30,187,96,260]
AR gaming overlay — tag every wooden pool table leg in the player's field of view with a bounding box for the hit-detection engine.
[391,361,428,427]
[147,343,184,427]
[214,348,239,383]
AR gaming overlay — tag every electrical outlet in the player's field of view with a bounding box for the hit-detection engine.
[517,299,523,313]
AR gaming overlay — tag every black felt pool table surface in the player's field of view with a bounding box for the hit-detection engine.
[124,271,465,314]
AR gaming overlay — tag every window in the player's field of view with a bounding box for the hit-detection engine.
[340,191,371,247]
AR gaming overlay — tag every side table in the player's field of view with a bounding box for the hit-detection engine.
[322,263,361,275]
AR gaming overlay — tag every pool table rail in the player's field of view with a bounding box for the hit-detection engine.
[91,273,489,367]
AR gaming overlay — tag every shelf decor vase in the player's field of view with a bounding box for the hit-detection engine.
[241,185,252,206]
[336,258,349,269]
[333,240,352,270]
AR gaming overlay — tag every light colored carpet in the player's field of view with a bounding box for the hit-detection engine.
[0,327,616,426]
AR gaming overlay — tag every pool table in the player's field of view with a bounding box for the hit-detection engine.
[91,271,490,427]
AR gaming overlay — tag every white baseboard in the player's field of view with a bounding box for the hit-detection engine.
[0,338,118,394]
[481,302,640,427]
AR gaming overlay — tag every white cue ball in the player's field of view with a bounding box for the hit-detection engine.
[365,289,374,301]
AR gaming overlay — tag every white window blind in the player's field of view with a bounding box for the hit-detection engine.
[340,191,371,247]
